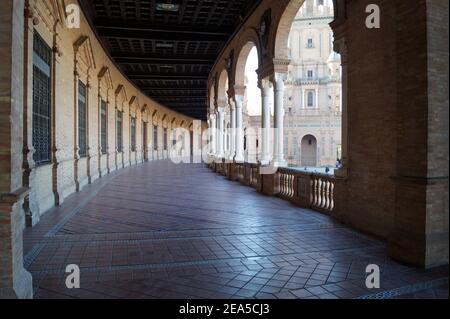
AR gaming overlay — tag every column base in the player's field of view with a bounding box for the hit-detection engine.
[234,155,244,163]
[272,159,287,168]
[0,268,33,299]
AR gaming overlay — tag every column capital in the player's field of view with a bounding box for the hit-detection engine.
[234,94,244,107]
[271,72,287,91]
[228,97,236,110]
[258,77,273,91]
[333,37,348,63]
[233,85,246,96]
[217,98,228,109]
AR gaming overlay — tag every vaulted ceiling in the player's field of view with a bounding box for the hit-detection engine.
[80,0,261,120]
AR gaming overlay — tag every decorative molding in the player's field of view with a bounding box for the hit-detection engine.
[115,84,127,102]
[98,66,114,91]
[129,96,140,115]
[73,36,96,81]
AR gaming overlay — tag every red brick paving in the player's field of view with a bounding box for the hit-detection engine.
[23,161,449,299]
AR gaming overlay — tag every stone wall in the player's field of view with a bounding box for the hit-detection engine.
[0,0,33,299]
[23,0,196,225]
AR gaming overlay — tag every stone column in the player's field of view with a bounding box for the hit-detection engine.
[234,95,245,163]
[229,99,236,160]
[334,38,348,177]
[206,118,211,154]
[259,79,273,165]
[223,110,228,159]
[217,107,225,158]
[210,114,216,156]
[215,110,219,157]
[0,0,33,299]
[272,73,287,167]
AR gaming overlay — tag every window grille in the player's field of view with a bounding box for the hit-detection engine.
[117,111,123,152]
[153,125,158,150]
[130,117,136,152]
[163,128,168,150]
[78,81,87,158]
[32,31,52,165]
[100,100,107,154]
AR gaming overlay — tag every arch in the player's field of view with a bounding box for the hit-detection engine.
[209,85,215,110]
[233,26,261,88]
[272,0,337,60]
[235,40,260,88]
[217,69,229,106]
[300,134,318,167]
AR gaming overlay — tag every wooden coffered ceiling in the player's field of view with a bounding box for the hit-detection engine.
[79,0,261,120]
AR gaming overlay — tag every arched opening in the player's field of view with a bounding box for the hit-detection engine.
[300,134,317,167]
[235,43,262,163]
[277,0,341,171]
[217,69,229,105]
[214,69,229,158]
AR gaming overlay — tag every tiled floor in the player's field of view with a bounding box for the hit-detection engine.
[23,161,449,299]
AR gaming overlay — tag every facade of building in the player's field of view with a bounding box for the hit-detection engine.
[285,0,341,168]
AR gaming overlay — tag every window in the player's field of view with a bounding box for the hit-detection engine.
[307,38,314,48]
[153,125,158,151]
[172,129,177,146]
[32,32,52,165]
[100,100,107,155]
[163,128,168,151]
[307,70,313,79]
[116,111,123,152]
[307,91,315,108]
[130,117,136,152]
[142,121,147,153]
[78,81,87,158]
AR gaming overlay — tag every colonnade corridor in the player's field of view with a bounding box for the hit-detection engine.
[23,160,447,299]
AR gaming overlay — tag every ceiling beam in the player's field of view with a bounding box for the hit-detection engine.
[95,19,233,36]
[97,23,230,42]
[113,55,215,65]
[142,86,206,91]
[160,104,206,107]
[152,95,206,98]
[129,73,208,80]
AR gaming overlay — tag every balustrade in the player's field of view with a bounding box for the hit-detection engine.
[277,167,335,214]
[208,161,336,214]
